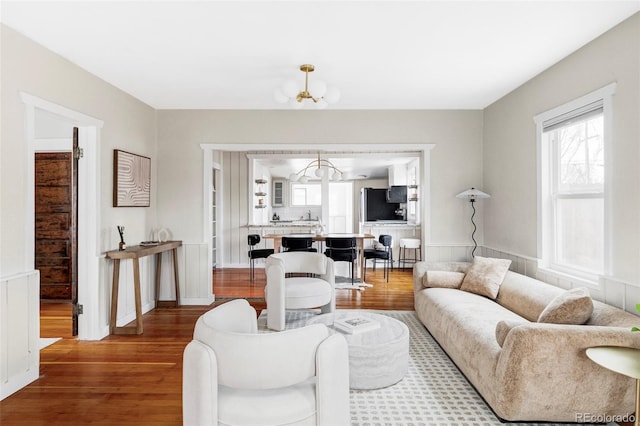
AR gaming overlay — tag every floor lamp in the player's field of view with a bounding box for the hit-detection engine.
[456,188,490,257]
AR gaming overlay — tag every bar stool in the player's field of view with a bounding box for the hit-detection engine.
[398,238,421,270]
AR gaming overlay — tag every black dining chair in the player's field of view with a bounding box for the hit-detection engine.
[282,236,317,252]
[363,235,393,282]
[247,234,274,280]
[324,237,358,286]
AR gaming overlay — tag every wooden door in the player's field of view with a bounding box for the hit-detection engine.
[35,151,73,302]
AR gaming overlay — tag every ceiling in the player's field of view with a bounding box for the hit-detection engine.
[2,1,639,110]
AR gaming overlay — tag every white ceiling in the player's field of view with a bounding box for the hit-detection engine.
[2,1,639,110]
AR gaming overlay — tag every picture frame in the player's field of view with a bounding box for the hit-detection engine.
[113,149,151,207]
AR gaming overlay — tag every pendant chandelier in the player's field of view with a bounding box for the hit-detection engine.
[289,153,344,183]
[274,64,341,109]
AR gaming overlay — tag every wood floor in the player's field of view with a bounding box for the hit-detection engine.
[0,267,414,425]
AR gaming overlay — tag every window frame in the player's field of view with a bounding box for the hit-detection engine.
[290,182,322,206]
[534,83,616,284]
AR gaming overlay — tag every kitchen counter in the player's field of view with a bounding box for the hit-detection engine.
[362,221,420,228]
[247,222,320,228]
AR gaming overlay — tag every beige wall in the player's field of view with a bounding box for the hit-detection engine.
[156,109,485,262]
[1,24,158,275]
[483,14,640,293]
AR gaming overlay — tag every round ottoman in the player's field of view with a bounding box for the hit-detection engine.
[307,311,409,389]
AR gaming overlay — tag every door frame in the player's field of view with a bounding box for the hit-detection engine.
[200,143,434,268]
[21,92,104,340]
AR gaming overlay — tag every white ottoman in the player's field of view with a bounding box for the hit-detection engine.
[307,311,409,389]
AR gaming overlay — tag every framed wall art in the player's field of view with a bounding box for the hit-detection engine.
[113,149,151,207]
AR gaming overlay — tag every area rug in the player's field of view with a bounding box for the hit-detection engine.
[334,275,372,290]
[257,309,611,426]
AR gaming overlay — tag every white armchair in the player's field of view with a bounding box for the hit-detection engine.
[265,252,335,331]
[182,299,350,426]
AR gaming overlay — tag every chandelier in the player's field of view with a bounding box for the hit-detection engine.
[274,64,341,109]
[289,153,344,183]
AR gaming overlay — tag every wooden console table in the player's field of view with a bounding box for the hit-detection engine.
[106,241,182,335]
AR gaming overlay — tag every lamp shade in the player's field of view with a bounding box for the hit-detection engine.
[456,187,490,201]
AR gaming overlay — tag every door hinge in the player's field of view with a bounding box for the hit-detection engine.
[74,304,84,315]
[74,147,84,159]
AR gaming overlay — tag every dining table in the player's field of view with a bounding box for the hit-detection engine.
[262,233,375,281]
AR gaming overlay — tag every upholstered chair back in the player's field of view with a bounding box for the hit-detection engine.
[194,317,328,389]
[267,251,329,275]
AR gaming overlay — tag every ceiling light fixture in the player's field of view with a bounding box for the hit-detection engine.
[274,64,341,109]
[289,153,344,183]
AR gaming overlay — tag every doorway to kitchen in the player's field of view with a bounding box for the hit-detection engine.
[328,181,353,233]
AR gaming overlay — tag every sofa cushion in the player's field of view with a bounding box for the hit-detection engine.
[460,256,511,299]
[494,319,528,347]
[537,287,594,324]
[423,270,465,289]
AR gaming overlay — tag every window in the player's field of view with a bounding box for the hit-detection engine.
[291,183,321,206]
[536,84,615,280]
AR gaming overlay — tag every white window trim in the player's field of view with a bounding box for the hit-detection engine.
[534,83,616,286]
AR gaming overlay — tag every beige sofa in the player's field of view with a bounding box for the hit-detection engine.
[413,260,640,422]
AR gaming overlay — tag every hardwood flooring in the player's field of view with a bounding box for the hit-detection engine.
[3,268,631,426]
[0,267,414,425]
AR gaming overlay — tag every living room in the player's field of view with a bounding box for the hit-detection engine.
[1,1,640,425]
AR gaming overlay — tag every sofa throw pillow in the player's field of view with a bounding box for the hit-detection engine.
[495,320,527,347]
[460,256,511,299]
[537,287,594,325]
[423,270,466,289]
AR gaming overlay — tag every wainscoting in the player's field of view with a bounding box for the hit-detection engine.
[0,270,40,400]
[426,244,639,315]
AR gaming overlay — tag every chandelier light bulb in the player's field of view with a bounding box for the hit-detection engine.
[281,80,299,98]
[289,173,299,182]
[274,64,340,109]
[324,87,341,104]
[309,79,327,98]
[315,167,325,178]
[299,175,309,183]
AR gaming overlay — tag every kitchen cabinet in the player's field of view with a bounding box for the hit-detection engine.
[273,179,285,206]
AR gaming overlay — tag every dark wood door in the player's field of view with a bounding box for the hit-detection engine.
[35,151,73,300]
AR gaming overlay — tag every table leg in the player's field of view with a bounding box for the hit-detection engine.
[172,247,180,305]
[357,239,365,281]
[109,259,120,334]
[133,258,143,334]
[155,252,162,307]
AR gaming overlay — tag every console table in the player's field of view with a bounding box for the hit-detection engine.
[106,240,182,335]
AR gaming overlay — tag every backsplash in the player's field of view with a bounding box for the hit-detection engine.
[270,206,322,222]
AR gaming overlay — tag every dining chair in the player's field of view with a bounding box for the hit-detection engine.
[364,234,393,282]
[247,234,274,280]
[282,236,317,252]
[324,237,358,286]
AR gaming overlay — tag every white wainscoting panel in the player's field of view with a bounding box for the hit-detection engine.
[0,270,40,400]
[480,246,638,315]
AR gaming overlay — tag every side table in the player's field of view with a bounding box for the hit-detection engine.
[586,346,640,426]
[106,240,182,335]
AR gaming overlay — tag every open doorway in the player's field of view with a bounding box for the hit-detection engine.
[22,92,103,340]
[33,113,79,336]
